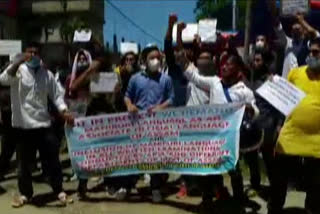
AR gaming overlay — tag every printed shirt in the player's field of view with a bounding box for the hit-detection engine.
[0,63,67,129]
[125,71,174,110]
[277,66,320,158]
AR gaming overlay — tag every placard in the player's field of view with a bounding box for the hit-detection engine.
[256,75,306,116]
[0,40,21,56]
[120,42,138,55]
[281,0,309,16]
[172,23,198,43]
[73,29,92,42]
[90,72,118,93]
[198,19,217,43]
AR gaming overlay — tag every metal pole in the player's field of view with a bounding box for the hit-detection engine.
[232,0,236,31]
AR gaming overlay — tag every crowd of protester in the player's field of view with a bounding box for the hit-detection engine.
[0,9,319,214]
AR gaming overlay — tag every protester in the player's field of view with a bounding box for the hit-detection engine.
[124,44,174,203]
[174,20,259,205]
[65,48,118,199]
[0,42,74,207]
[274,12,320,77]
[164,14,189,107]
[268,38,320,214]
[0,84,15,181]
[243,49,282,197]
[114,51,139,112]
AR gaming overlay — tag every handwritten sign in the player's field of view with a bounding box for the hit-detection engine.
[281,0,309,16]
[173,23,198,43]
[198,19,217,43]
[65,104,245,178]
[256,75,306,116]
[90,72,118,93]
[0,40,21,59]
[120,42,138,55]
[73,29,92,42]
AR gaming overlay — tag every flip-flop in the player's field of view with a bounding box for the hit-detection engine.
[58,192,74,206]
[11,195,29,208]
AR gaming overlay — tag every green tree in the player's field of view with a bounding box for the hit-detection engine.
[195,0,248,30]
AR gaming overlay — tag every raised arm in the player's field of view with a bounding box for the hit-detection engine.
[70,60,101,92]
[296,13,319,39]
[164,14,178,68]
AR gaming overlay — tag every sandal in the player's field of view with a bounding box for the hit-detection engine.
[58,192,74,206]
[11,195,29,208]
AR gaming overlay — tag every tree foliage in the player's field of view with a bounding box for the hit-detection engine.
[195,0,248,30]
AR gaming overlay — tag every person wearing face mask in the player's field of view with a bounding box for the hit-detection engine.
[251,35,278,75]
[273,11,320,77]
[0,42,74,208]
[268,38,320,214]
[124,44,174,203]
[180,37,259,208]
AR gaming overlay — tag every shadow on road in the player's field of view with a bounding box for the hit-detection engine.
[283,208,309,214]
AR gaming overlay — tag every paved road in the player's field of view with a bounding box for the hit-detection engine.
[0,162,306,214]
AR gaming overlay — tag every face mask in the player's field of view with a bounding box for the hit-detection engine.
[255,41,265,49]
[77,62,89,72]
[26,56,41,70]
[306,56,320,72]
[147,59,161,73]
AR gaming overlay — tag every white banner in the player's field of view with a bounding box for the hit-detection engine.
[256,75,306,116]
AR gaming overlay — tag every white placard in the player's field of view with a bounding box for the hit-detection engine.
[256,75,306,116]
[172,23,198,43]
[120,42,138,55]
[0,40,22,56]
[90,72,118,93]
[281,0,309,16]
[198,19,217,43]
[73,29,92,42]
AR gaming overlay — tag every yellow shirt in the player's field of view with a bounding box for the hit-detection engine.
[276,66,320,157]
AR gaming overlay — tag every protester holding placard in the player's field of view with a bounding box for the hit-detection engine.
[244,50,283,197]
[177,28,259,206]
[124,44,174,203]
[268,38,320,214]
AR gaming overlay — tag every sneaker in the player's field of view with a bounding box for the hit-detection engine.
[69,174,78,182]
[176,184,187,199]
[115,188,127,201]
[245,188,258,198]
[12,195,29,208]
[152,189,163,203]
[58,192,74,206]
[143,174,151,184]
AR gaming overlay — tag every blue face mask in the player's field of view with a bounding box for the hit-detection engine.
[26,56,41,70]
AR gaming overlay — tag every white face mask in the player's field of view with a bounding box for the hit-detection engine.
[255,40,265,49]
[147,58,161,73]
